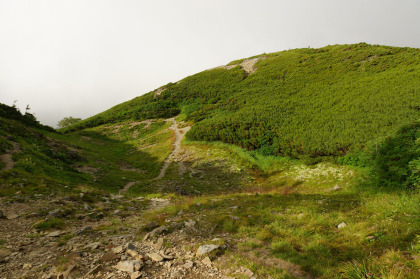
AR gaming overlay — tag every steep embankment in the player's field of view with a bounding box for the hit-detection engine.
[63,43,420,159]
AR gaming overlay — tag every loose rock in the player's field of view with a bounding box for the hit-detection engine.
[201,256,212,267]
[196,244,220,257]
[337,222,347,229]
[152,237,164,251]
[115,260,143,273]
[148,252,163,262]
[149,226,168,237]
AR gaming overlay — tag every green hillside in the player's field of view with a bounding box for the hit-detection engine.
[0,44,419,279]
[63,43,420,159]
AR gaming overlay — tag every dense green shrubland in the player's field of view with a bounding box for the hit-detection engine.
[340,121,420,190]
[63,43,420,161]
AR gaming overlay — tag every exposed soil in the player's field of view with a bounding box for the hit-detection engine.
[0,141,20,171]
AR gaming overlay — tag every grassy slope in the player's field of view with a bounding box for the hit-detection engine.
[63,43,420,159]
[141,138,420,279]
[0,111,174,195]
[1,108,419,278]
[0,116,87,196]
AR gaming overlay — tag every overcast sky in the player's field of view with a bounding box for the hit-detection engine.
[0,0,419,127]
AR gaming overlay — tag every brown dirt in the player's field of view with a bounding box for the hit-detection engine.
[0,141,20,171]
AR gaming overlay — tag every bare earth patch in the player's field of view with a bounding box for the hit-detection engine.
[0,142,20,171]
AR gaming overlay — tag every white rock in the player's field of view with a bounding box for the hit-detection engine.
[196,245,220,257]
[337,222,347,229]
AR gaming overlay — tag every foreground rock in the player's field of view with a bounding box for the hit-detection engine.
[196,244,220,257]
[116,260,143,273]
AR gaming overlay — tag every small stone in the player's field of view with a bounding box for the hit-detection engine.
[6,213,19,220]
[23,263,32,269]
[100,251,119,262]
[184,219,196,228]
[46,231,64,237]
[127,243,137,251]
[149,226,167,237]
[152,238,164,251]
[115,260,143,273]
[112,245,124,254]
[183,260,194,269]
[201,257,212,267]
[75,226,92,235]
[84,242,101,250]
[148,253,163,262]
[332,185,341,191]
[47,209,63,218]
[196,244,220,257]
[243,268,254,277]
[127,249,139,258]
[337,222,347,229]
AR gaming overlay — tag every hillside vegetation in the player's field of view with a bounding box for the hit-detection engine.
[62,43,419,160]
[0,43,419,279]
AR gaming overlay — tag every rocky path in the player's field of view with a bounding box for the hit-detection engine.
[155,119,190,180]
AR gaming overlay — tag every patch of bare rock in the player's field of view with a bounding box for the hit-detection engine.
[0,195,238,279]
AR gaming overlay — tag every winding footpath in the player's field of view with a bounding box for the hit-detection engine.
[155,118,190,179]
[120,118,190,193]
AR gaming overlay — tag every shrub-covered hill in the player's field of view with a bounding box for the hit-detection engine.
[63,43,420,158]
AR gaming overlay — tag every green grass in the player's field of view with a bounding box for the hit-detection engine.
[140,139,419,279]
[34,217,66,231]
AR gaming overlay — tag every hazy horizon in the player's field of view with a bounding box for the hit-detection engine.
[1,0,419,127]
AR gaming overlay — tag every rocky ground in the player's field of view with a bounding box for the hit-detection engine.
[0,193,257,279]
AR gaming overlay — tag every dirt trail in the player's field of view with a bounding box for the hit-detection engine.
[0,142,20,171]
[119,181,138,194]
[120,118,190,193]
[155,118,190,180]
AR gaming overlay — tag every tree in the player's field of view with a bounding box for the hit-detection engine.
[57,116,82,128]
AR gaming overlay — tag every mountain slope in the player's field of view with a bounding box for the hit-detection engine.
[63,43,420,158]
